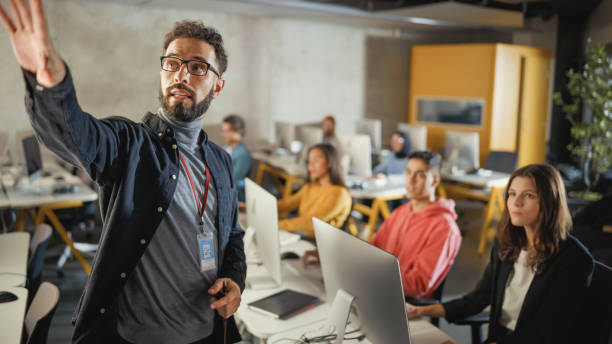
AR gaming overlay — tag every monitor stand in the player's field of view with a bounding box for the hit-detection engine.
[327,289,355,344]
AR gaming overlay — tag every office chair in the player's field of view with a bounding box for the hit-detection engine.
[451,310,490,344]
[571,261,612,344]
[52,164,98,277]
[405,277,448,327]
[27,224,52,306]
[23,282,59,344]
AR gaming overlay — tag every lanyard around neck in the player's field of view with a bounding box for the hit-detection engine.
[178,153,211,224]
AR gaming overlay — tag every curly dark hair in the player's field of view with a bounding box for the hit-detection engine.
[162,20,228,75]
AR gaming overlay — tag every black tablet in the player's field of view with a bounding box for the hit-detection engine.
[247,289,321,319]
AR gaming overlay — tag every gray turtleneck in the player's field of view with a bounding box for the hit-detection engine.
[117,112,218,344]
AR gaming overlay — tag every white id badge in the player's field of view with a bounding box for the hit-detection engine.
[198,232,216,272]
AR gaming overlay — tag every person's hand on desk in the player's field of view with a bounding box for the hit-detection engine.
[209,278,241,319]
[406,303,445,320]
[301,249,320,266]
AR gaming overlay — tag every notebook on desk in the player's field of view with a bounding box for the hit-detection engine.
[248,289,321,319]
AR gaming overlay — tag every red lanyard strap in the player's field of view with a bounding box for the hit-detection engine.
[179,153,211,221]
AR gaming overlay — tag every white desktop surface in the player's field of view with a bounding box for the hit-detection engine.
[267,317,456,344]
[0,232,30,281]
[1,163,98,208]
[0,286,28,344]
[252,151,307,178]
[441,169,510,188]
[346,176,406,200]
[238,240,329,339]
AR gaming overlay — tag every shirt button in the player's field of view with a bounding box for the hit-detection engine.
[158,132,163,137]
[100,308,106,314]
[171,174,177,180]
[166,128,172,133]
[35,85,44,92]
[172,144,178,150]
[140,239,146,245]
[120,273,126,278]
[157,207,163,213]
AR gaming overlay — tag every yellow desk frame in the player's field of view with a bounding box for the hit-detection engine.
[439,183,505,254]
[14,201,92,275]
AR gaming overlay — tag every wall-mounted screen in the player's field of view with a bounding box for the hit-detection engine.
[416,97,484,126]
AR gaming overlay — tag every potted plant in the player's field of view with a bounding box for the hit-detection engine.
[554,42,612,200]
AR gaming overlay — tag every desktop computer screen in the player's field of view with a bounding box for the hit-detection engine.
[338,133,372,178]
[274,122,296,152]
[245,178,282,288]
[313,218,411,344]
[356,119,382,152]
[22,135,43,182]
[296,126,324,165]
[443,130,480,172]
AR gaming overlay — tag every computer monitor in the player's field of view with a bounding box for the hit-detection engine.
[313,218,411,344]
[274,122,296,152]
[22,135,43,182]
[443,130,480,171]
[296,126,324,164]
[397,123,427,152]
[337,133,372,178]
[245,178,282,289]
[356,119,382,152]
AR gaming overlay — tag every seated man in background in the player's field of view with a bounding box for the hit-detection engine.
[278,143,351,237]
[321,115,341,153]
[304,151,462,298]
[222,114,252,202]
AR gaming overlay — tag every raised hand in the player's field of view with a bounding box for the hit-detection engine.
[0,0,66,87]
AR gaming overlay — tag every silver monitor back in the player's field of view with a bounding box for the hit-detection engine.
[397,123,428,152]
[245,178,282,287]
[356,119,382,152]
[296,126,324,165]
[313,218,411,344]
[444,130,480,171]
[275,122,296,152]
[337,133,372,178]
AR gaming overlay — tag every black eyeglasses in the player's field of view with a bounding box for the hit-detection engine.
[160,56,220,77]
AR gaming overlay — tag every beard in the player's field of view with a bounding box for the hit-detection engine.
[159,84,214,122]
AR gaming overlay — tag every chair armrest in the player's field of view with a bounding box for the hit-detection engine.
[452,311,490,325]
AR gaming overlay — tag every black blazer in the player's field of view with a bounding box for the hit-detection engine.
[443,235,594,344]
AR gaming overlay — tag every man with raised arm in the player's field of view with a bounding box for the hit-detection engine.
[0,1,246,343]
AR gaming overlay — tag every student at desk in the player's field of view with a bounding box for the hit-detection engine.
[373,130,410,177]
[408,164,595,344]
[222,114,252,202]
[277,143,351,237]
[304,151,462,298]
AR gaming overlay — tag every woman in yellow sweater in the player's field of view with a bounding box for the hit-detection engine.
[278,143,352,237]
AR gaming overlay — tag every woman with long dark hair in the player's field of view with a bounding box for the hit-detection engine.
[277,143,351,237]
[407,164,594,343]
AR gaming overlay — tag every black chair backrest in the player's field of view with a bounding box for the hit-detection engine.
[484,151,517,174]
[573,261,612,344]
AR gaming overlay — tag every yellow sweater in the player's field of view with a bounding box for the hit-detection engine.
[278,182,352,237]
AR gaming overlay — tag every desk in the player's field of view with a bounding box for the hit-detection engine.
[0,286,28,344]
[347,176,406,240]
[253,152,306,200]
[2,163,98,274]
[440,170,510,254]
[237,240,329,340]
[268,317,456,344]
[0,232,30,288]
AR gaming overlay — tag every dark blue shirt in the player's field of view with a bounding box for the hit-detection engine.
[22,68,246,344]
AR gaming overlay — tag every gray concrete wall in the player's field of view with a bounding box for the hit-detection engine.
[0,0,558,160]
